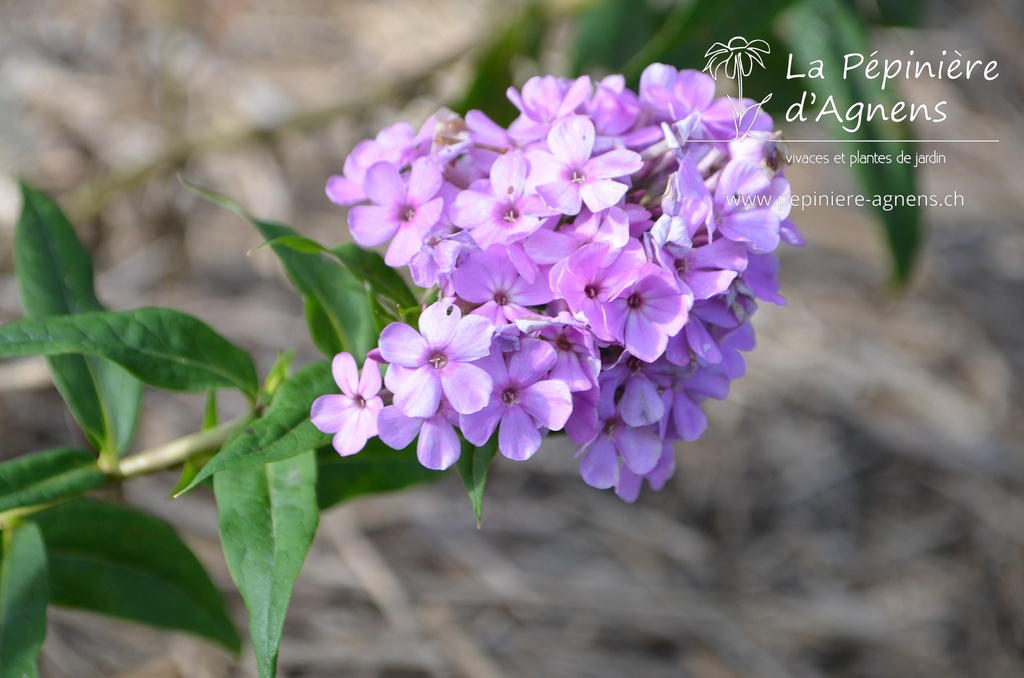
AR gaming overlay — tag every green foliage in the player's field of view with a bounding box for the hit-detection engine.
[180,361,334,494]
[0,522,48,678]
[0,308,259,401]
[31,499,240,652]
[215,452,318,678]
[14,182,142,456]
[0,448,105,514]
[455,435,500,527]
[779,0,920,283]
[316,438,442,510]
[455,0,548,125]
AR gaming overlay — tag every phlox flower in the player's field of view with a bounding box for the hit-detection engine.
[460,339,572,461]
[527,116,644,215]
[378,299,493,418]
[348,158,445,266]
[311,352,383,456]
[452,245,553,326]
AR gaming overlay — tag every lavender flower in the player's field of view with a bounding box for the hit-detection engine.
[311,353,383,456]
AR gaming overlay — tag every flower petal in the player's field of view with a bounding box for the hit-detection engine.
[348,205,398,247]
[377,405,423,449]
[378,322,428,367]
[392,364,442,419]
[417,416,461,470]
[331,352,360,396]
[440,362,493,415]
[445,314,495,362]
[579,437,619,489]
[519,379,572,431]
[498,406,542,461]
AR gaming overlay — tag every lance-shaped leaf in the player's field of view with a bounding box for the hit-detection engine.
[215,451,318,678]
[0,308,258,401]
[0,522,49,678]
[315,439,443,510]
[0,448,105,514]
[184,181,378,360]
[455,435,500,527]
[15,182,142,455]
[178,361,333,495]
[30,499,240,652]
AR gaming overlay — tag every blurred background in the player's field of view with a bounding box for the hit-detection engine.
[1,0,1023,676]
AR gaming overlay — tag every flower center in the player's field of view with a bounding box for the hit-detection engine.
[501,388,519,406]
[429,352,447,369]
[402,206,416,222]
[493,291,509,306]
[584,284,599,299]
[675,257,690,276]
[353,394,367,408]
[627,292,642,309]
[571,170,586,184]
[602,419,617,436]
[555,334,573,352]
[502,209,518,223]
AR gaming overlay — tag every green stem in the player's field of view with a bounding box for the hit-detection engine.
[113,413,252,479]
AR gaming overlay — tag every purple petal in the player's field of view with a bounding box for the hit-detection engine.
[519,379,572,431]
[376,405,423,450]
[358,358,382,398]
[392,364,442,419]
[418,300,462,348]
[440,362,493,415]
[619,376,665,427]
[508,339,557,385]
[311,394,354,434]
[445,314,495,362]
[686,269,738,300]
[547,116,595,167]
[362,161,405,207]
[579,179,628,213]
[450,190,500,229]
[585,148,643,180]
[348,205,398,247]
[623,311,666,362]
[378,322,428,367]
[407,158,443,206]
[489,151,527,201]
[615,468,642,503]
[325,175,365,206]
[565,387,599,444]
[719,209,780,253]
[537,180,583,216]
[672,394,707,441]
[616,425,661,475]
[579,437,619,489]
[498,406,542,461]
[717,160,771,198]
[331,352,359,396]
[460,401,502,446]
[417,416,461,470]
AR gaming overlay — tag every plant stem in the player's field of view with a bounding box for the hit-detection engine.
[113,413,252,479]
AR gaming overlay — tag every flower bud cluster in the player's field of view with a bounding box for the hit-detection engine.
[313,64,802,501]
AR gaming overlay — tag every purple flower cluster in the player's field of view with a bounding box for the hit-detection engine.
[314,64,802,501]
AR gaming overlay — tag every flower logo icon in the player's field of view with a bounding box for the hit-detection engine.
[703,36,771,102]
[703,36,772,141]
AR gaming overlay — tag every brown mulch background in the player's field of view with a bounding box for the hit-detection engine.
[1,1,1023,676]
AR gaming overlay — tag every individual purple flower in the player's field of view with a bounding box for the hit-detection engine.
[538,320,601,392]
[600,354,666,428]
[602,263,690,363]
[461,338,572,461]
[507,75,593,144]
[449,151,556,249]
[348,158,445,266]
[377,401,462,470]
[326,122,417,206]
[378,299,494,418]
[527,116,644,215]
[311,353,383,456]
[452,245,553,326]
[576,392,661,489]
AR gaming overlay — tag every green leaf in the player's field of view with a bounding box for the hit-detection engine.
[14,182,142,455]
[0,448,105,514]
[178,361,333,495]
[455,0,548,125]
[455,435,499,527]
[30,499,240,652]
[0,522,48,678]
[780,0,921,284]
[215,452,318,678]
[184,181,378,360]
[316,438,442,511]
[0,308,258,401]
